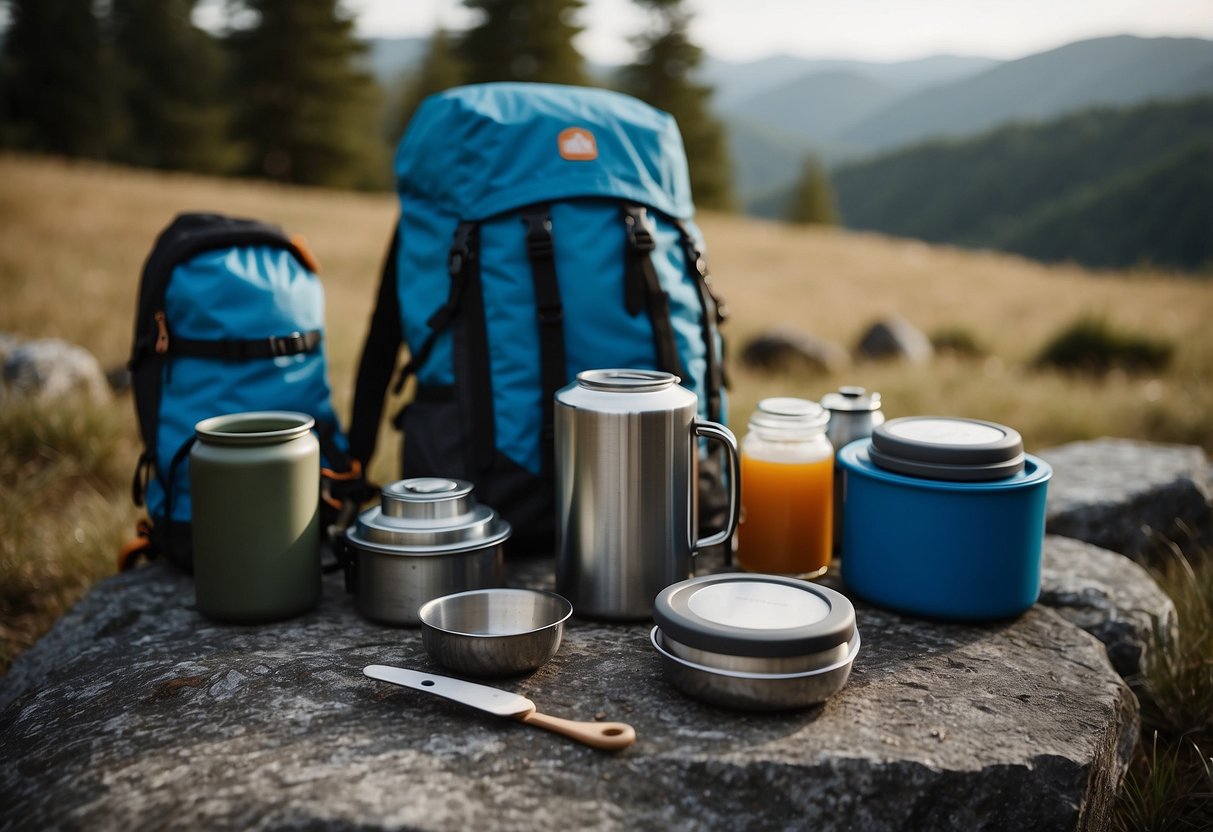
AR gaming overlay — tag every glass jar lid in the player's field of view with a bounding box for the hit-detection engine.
[653,574,856,658]
[869,416,1025,481]
[749,397,829,436]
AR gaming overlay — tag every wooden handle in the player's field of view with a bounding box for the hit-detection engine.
[518,709,637,750]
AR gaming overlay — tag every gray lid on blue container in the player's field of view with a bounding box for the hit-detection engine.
[653,574,856,658]
[869,416,1024,481]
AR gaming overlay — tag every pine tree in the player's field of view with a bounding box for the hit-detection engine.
[111,0,236,174]
[619,0,733,210]
[226,0,387,189]
[457,0,588,86]
[787,155,839,225]
[0,0,116,158]
[389,28,464,144]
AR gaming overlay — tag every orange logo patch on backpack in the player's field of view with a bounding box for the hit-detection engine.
[558,127,598,161]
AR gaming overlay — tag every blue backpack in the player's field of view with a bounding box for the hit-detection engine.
[125,213,356,571]
[349,83,728,555]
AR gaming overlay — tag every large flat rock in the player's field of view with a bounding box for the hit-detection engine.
[1,562,1137,832]
[1041,438,1213,562]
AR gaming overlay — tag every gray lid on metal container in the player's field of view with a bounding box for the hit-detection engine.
[869,416,1025,481]
[652,574,856,658]
[820,386,882,413]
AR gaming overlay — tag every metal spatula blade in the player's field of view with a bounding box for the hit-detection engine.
[363,664,636,750]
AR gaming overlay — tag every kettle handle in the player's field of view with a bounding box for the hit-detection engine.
[692,420,741,552]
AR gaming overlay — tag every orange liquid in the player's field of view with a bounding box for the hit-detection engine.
[736,453,833,576]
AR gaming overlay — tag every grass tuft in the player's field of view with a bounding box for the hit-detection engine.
[1116,541,1213,831]
[1036,315,1173,375]
[0,395,137,673]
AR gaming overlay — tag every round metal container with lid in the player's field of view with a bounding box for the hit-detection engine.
[344,477,511,626]
[839,416,1052,621]
[651,574,860,710]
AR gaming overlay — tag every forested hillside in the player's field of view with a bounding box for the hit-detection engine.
[833,97,1213,271]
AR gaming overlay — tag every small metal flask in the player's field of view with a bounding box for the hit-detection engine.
[820,387,885,554]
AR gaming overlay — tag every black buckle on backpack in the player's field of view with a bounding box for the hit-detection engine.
[624,208,655,254]
[269,332,308,356]
[523,213,554,260]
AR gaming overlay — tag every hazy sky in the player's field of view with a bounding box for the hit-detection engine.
[347,0,1213,63]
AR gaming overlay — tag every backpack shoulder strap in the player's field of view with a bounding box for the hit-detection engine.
[673,219,727,424]
[520,205,565,478]
[623,204,683,380]
[349,226,404,468]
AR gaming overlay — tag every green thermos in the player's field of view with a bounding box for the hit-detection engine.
[190,411,321,623]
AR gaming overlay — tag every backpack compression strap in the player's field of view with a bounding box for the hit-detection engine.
[167,329,323,360]
[673,219,728,424]
[623,205,684,381]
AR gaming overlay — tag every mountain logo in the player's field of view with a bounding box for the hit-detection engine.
[558,127,598,161]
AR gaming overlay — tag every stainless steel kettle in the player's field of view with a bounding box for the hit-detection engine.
[554,369,741,620]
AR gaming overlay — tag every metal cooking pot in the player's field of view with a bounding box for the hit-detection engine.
[343,478,511,626]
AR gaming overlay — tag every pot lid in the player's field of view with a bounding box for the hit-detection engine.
[820,386,882,413]
[869,416,1025,481]
[653,574,856,658]
[347,477,511,554]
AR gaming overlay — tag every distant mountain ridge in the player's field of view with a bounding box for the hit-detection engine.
[831,97,1213,271]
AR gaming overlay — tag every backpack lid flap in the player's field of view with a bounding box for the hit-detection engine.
[397,83,695,221]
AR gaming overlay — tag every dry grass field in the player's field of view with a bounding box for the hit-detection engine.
[2,153,1212,827]
[2,151,1212,666]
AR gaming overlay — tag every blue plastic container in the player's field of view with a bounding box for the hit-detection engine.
[838,438,1052,620]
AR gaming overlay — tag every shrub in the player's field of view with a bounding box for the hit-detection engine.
[929,326,988,359]
[1035,316,1173,375]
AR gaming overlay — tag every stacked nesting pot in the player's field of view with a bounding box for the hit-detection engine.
[343,477,511,626]
[650,574,860,710]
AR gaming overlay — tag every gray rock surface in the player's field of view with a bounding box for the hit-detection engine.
[854,317,933,364]
[1040,535,1175,678]
[1041,438,1213,563]
[1,337,111,403]
[739,326,849,375]
[0,561,1137,832]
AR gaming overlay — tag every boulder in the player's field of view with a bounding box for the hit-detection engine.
[739,326,849,375]
[854,317,934,364]
[1040,535,1175,678]
[1041,439,1213,563]
[1,337,111,404]
[0,561,1136,832]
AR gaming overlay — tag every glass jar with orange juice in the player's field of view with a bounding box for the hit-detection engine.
[735,398,833,578]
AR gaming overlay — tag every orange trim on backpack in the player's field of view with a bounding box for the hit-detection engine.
[290,234,322,274]
[118,518,155,571]
[321,459,362,482]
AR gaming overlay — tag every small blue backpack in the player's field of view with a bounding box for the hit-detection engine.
[349,83,728,555]
[125,213,356,571]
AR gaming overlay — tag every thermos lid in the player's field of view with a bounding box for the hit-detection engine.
[869,416,1025,481]
[653,574,856,659]
[347,477,511,554]
[820,386,882,413]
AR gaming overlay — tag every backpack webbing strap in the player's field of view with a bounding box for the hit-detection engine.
[349,226,403,467]
[167,329,323,360]
[674,220,727,424]
[160,434,198,566]
[391,222,478,397]
[521,206,565,477]
[623,205,683,380]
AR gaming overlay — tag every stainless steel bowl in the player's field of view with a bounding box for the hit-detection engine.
[419,589,573,677]
[660,631,851,674]
[651,626,860,711]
